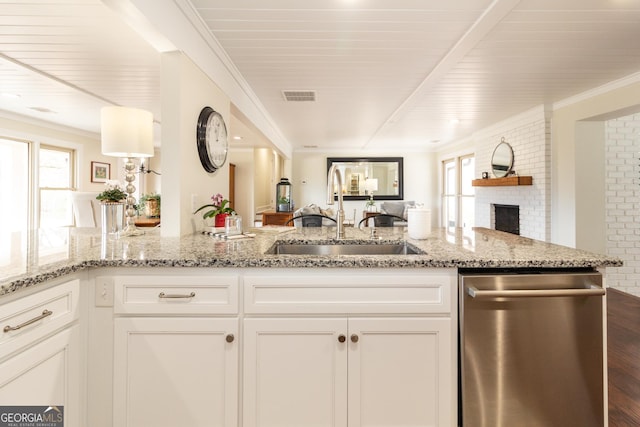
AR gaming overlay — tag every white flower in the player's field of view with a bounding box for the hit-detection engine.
[104,180,124,190]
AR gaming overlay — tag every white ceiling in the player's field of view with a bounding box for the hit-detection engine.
[0,0,639,152]
[0,0,161,135]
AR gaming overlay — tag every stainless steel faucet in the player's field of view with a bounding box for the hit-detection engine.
[327,164,345,239]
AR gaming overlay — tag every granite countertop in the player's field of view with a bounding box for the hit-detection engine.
[0,226,622,297]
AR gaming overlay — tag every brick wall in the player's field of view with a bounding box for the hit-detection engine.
[474,107,551,241]
[605,113,640,296]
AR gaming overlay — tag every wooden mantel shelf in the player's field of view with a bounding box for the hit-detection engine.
[472,176,533,187]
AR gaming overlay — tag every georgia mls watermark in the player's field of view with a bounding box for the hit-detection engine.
[0,406,63,427]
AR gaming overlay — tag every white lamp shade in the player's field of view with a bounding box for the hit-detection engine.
[101,106,154,158]
[365,178,378,192]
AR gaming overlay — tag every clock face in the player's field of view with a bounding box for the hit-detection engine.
[197,106,228,172]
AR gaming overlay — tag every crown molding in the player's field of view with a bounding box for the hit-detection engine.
[130,0,292,158]
[553,72,640,110]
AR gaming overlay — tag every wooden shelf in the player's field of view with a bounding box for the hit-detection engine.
[472,176,533,187]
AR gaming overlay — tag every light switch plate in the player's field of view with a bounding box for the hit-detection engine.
[95,277,114,307]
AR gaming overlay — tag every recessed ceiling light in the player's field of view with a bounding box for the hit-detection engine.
[233,136,242,140]
[29,106,57,114]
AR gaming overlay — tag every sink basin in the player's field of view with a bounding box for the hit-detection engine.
[268,242,422,255]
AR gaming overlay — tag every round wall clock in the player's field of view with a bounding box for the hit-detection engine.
[196,106,228,172]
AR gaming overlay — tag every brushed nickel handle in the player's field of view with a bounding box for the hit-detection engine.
[466,285,605,299]
[350,334,359,343]
[4,310,53,333]
[158,292,196,299]
[338,334,346,343]
[226,334,235,343]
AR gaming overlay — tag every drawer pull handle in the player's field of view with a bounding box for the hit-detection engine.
[350,334,359,343]
[158,292,196,299]
[338,334,346,343]
[226,334,235,343]
[4,309,53,333]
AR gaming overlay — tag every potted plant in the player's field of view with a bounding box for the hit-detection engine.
[138,193,161,218]
[194,193,235,227]
[277,195,290,213]
[96,181,126,234]
[96,181,127,203]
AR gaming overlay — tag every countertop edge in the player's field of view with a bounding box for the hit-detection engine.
[1,256,622,299]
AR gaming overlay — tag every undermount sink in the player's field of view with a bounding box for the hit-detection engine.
[267,241,422,256]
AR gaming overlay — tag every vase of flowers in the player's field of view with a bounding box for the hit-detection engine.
[365,194,377,212]
[194,193,235,228]
[96,181,127,235]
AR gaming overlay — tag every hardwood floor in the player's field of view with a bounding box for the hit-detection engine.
[608,288,640,427]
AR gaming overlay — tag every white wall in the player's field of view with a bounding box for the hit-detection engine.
[141,148,162,196]
[292,150,438,226]
[552,77,640,247]
[254,148,274,213]
[605,112,640,296]
[575,121,606,253]
[227,149,255,226]
[160,51,230,236]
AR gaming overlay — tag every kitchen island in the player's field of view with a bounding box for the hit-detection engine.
[0,226,621,427]
[0,226,621,296]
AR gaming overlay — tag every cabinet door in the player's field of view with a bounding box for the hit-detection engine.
[243,318,348,427]
[348,318,453,427]
[0,325,81,427]
[113,317,238,427]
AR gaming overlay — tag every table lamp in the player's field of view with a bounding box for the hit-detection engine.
[101,106,154,237]
[365,178,378,196]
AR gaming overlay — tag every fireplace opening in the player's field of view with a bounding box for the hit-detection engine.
[494,204,520,235]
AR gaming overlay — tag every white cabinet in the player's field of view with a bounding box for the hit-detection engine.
[0,326,81,423]
[110,274,240,427]
[243,317,451,427]
[348,317,452,427]
[243,318,348,427]
[113,317,238,427]
[243,269,457,427]
[0,279,81,427]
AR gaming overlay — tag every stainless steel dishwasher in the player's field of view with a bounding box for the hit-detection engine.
[459,270,606,427]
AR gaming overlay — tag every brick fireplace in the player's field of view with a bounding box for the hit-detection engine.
[472,107,551,241]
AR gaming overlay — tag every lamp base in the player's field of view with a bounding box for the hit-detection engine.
[119,224,145,237]
[119,157,145,237]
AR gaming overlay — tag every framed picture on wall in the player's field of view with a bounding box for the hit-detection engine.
[91,161,110,183]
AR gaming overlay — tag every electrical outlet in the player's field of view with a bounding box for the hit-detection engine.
[95,277,114,307]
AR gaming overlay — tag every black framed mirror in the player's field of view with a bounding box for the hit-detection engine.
[327,157,403,201]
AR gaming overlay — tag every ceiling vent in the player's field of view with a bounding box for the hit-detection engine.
[282,90,316,102]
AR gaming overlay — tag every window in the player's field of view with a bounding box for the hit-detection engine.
[442,154,475,229]
[39,145,75,227]
[0,138,29,271]
[460,155,475,228]
[442,159,456,228]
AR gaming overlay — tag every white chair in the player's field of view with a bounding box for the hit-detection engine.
[71,192,101,227]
